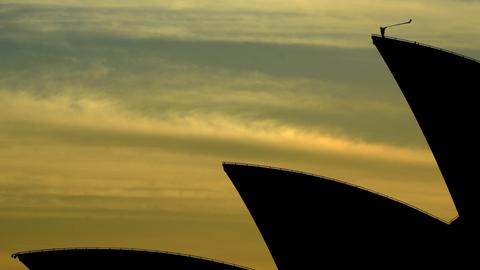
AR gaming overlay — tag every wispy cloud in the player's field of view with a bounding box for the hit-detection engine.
[0,90,432,163]
[2,1,480,48]
[0,90,455,222]
[0,26,452,221]
[0,32,427,147]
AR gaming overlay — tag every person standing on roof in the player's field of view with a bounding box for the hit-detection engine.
[380,19,412,38]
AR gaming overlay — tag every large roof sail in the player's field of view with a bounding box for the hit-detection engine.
[372,35,480,230]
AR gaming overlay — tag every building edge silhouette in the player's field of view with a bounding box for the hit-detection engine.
[11,247,252,270]
[223,162,455,269]
[372,34,480,230]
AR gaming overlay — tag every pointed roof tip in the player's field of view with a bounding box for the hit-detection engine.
[222,162,239,175]
[372,34,387,44]
[222,161,233,168]
[223,162,249,169]
[371,34,395,41]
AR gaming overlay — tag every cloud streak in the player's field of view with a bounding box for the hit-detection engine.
[0,89,453,214]
[0,88,434,166]
[2,1,480,48]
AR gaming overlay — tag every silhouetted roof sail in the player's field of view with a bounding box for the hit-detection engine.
[372,35,480,229]
[11,248,251,270]
[223,163,452,269]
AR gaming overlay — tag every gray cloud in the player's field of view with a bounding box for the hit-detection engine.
[0,29,433,147]
[2,1,480,48]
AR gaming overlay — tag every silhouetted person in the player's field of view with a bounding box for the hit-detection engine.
[380,19,412,38]
[380,27,386,38]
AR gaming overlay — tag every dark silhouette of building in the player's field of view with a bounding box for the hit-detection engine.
[11,248,251,270]
[223,35,480,269]
[223,163,454,269]
[372,34,480,231]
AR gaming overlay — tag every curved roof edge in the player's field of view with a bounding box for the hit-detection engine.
[11,247,253,270]
[223,161,457,224]
[371,34,480,64]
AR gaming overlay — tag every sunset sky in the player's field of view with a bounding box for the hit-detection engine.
[1,1,479,269]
